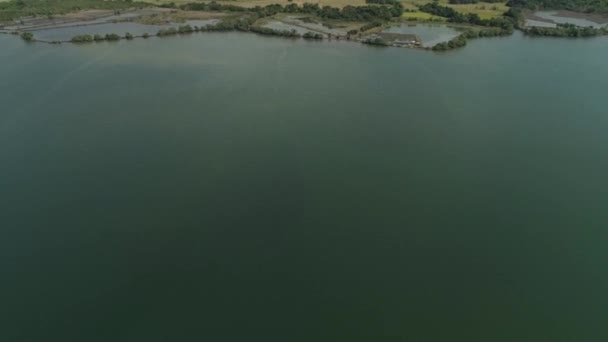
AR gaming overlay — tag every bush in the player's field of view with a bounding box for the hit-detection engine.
[363,37,389,46]
[360,20,383,32]
[105,33,121,41]
[20,31,33,42]
[303,31,324,39]
[71,34,94,43]
[157,27,178,36]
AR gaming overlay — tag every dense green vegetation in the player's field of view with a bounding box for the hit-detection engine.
[180,1,404,21]
[250,26,301,37]
[105,33,121,40]
[523,22,608,35]
[71,34,94,43]
[359,20,383,31]
[419,3,515,31]
[432,34,466,50]
[0,0,148,22]
[70,33,124,42]
[506,0,608,12]
[303,31,324,39]
[20,31,33,41]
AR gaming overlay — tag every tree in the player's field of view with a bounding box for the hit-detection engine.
[20,31,33,42]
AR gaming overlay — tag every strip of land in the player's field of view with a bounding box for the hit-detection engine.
[1,0,607,51]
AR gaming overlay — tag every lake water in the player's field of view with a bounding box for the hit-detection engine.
[1,32,608,341]
[383,24,461,47]
[262,21,312,35]
[30,20,219,42]
[526,11,608,28]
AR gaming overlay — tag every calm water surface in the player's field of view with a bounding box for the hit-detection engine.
[384,24,461,46]
[1,32,607,341]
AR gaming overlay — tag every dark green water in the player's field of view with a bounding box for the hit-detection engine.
[1,32,607,341]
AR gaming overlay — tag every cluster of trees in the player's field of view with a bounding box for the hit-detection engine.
[179,1,404,21]
[418,2,515,31]
[523,23,608,36]
[462,27,513,37]
[359,20,383,32]
[362,37,390,46]
[303,31,324,39]
[432,24,516,51]
[20,31,33,41]
[71,34,94,43]
[506,0,608,13]
[250,26,301,38]
[432,34,467,50]
[71,33,125,43]
[158,24,208,36]
[155,18,324,40]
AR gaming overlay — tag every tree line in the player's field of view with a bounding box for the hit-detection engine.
[418,2,515,32]
[178,1,404,21]
[523,23,608,36]
[506,0,608,13]
[70,32,135,43]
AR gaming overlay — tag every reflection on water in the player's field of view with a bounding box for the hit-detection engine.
[383,24,460,47]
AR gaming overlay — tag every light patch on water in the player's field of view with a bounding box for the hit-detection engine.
[383,24,460,47]
[526,11,607,28]
[261,21,311,35]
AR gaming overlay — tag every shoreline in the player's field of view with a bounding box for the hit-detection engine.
[2,4,607,51]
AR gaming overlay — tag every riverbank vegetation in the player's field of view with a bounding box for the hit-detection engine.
[523,22,608,36]
[20,31,33,41]
[506,0,608,13]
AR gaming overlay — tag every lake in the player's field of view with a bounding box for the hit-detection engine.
[1,32,608,341]
[383,24,461,47]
